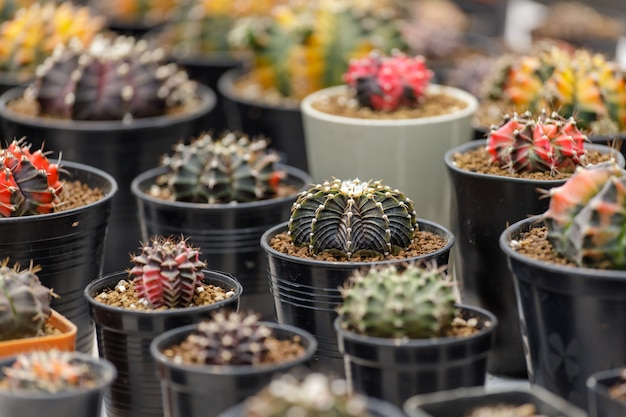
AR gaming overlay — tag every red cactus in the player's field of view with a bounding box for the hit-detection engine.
[343,50,432,112]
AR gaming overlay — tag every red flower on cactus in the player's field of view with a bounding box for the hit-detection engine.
[0,139,62,217]
[343,50,432,112]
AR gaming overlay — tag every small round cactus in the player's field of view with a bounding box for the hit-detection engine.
[0,139,62,217]
[338,263,457,339]
[288,178,417,259]
[543,161,626,269]
[128,236,206,308]
[241,373,371,417]
[487,110,588,174]
[0,259,53,341]
[159,132,285,204]
[26,34,197,122]
[343,50,433,112]
[3,350,96,393]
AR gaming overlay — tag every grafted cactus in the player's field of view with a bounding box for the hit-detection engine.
[0,260,53,341]
[128,236,206,308]
[0,139,62,217]
[543,161,626,269]
[338,263,456,338]
[26,34,196,122]
[288,178,417,259]
[486,110,588,174]
[159,132,285,204]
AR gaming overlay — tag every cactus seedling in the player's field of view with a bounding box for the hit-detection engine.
[128,236,206,308]
[343,50,433,112]
[486,110,588,174]
[0,259,53,341]
[0,139,62,217]
[338,263,457,339]
[240,373,372,417]
[288,178,417,259]
[2,350,96,392]
[159,131,285,204]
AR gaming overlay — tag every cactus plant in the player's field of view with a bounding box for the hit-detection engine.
[288,178,417,259]
[227,0,406,100]
[240,372,372,417]
[0,0,36,21]
[0,259,53,341]
[0,2,105,79]
[128,236,207,308]
[157,131,285,204]
[338,263,456,339]
[343,50,433,112]
[2,350,96,392]
[0,138,62,217]
[24,33,197,122]
[486,110,588,174]
[542,161,626,269]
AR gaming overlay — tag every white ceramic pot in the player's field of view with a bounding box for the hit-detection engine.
[301,84,478,229]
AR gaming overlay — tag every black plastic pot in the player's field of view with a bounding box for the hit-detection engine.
[500,216,626,409]
[84,270,243,417]
[150,322,317,417]
[403,386,588,417]
[0,351,117,417]
[218,69,309,173]
[0,85,216,276]
[335,305,497,408]
[260,220,455,375]
[218,396,407,417]
[587,368,626,417]
[446,140,624,378]
[0,161,117,354]
[132,164,312,320]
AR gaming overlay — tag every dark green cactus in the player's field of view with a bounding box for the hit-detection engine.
[159,132,285,204]
[0,260,53,341]
[288,178,417,259]
[26,34,197,122]
[338,263,457,338]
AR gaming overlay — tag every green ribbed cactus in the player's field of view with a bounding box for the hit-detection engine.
[25,34,196,122]
[338,263,457,338]
[241,373,372,417]
[0,260,53,341]
[288,178,417,259]
[3,350,96,392]
[543,161,626,269]
[159,132,285,204]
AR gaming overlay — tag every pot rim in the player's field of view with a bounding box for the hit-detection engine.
[260,220,455,268]
[586,367,626,396]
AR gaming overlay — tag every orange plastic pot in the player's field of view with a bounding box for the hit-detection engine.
[0,310,77,358]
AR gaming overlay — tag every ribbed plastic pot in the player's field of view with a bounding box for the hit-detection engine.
[500,216,626,409]
[150,321,317,417]
[0,161,116,354]
[446,140,624,378]
[132,164,312,320]
[0,84,217,276]
[260,220,455,375]
[218,69,309,173]
[587,368,626,417]
[335,305,497,408]
[403,386,588,417]
[84,270,243,417]
[218,396,407,417]
[0,351,117,417]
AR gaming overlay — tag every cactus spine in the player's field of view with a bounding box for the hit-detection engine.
[288,178,417,259]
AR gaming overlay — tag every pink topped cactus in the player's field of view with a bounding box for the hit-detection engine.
[343,50,432,112]
[486,110,588,174]
[128,236,206,308]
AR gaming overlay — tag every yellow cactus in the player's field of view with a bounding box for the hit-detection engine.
[0,2,105,78]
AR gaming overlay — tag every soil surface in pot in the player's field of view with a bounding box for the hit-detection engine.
[270,229,446,262]
[609,372,626,401]
[463,404,544,416]
[230,74,301,107]
[56,181,104,212]
[94,279,236,311]
[453,146,616,180]
[510,225,577,267]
